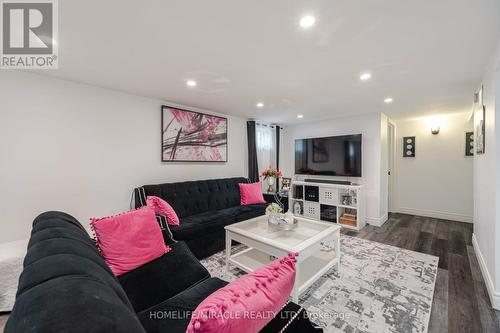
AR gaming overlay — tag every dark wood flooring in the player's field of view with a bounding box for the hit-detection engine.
[341,213,500,333]
[0,314,6,333]
[1,213,499,333]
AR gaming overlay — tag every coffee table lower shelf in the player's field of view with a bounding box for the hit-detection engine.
[228,247,339,302]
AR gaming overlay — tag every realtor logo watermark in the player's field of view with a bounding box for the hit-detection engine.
[1,0,58,69]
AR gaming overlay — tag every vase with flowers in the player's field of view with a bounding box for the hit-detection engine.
[261,166,283,193]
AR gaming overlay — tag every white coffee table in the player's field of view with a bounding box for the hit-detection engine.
[225,215,341,302]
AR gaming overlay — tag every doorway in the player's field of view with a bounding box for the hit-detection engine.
[388,122,396,212]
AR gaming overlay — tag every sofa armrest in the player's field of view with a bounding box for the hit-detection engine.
[155,214,177,245]
[134,187,147,209]
[118,241,210,313]
[134,187,177,245]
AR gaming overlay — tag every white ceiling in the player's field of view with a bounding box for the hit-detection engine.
[41,0,500,124]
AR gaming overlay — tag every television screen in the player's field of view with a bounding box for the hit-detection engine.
[295,134,362,177]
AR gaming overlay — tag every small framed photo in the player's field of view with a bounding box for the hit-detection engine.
[281,177,291,190]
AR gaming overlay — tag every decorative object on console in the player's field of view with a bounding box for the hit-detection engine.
[403,136,415,157]
[339,212,357,227]
[187,253,298,333]
[341,195,352,206]
[465,131,474,156]
[161,105,227,162]
[90,206,171,276]
[146,196,180,225]
[261,166,282,193]
[293,201,303,215]
[281,177,291,190]
[341,189,357,206]
[239,181,266,205]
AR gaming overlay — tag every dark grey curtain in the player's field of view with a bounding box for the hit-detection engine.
[275,125,280,192]
[247,121,259,182]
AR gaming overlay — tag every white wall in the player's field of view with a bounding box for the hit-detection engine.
[393,112,473,222]
[472,38,500,309]
[281,112,388,225]
[0,71,248,243]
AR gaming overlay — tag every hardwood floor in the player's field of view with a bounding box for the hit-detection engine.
[0,314,7,333]
[1,213,499,333]
[342,213,500,333]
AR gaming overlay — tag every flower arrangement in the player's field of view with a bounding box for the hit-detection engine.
[261,166,283,180]
[266,203,283,215]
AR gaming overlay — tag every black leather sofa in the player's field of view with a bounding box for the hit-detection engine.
[5,212,321,333]
[134,177,267,259]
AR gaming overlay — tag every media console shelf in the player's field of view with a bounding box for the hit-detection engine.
[289,180,365,231]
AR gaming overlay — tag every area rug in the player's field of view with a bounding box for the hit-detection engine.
[200,235,438,333]
[0,239,28,313]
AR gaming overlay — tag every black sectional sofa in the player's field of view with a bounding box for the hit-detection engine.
[5,212,321,333]
[134,177,268,259]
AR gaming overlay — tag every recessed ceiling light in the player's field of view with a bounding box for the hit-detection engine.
[186,80,197,87]
[299,16,316,28]
[297,114,304,119]
[384,97,393,103]
[256,102,264,108]
[360,73,372,81]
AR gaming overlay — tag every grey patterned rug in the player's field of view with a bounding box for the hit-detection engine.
[200,235,438,333]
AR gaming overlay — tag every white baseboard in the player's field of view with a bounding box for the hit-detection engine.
[472,233,500,310]
[366,213,388,227]
[394,207,473,223]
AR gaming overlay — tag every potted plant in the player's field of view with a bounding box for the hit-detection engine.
[261,166,283,193]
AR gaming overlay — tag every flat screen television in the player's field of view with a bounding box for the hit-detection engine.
[295,134,362,177]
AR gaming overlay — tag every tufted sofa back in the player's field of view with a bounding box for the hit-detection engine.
[135,177,249,218]
[5,211,146,333]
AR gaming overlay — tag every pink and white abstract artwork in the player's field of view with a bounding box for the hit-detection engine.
[162,106,228,162]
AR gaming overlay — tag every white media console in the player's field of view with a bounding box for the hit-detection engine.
[289,179,366,231]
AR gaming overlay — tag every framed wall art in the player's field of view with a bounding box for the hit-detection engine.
[475,85,485,155]
[161,105,228,162]
[465,131,474,156]
[403,136,415,157]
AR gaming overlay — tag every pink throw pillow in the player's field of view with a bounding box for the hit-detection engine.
[239,182,266,205]
[146,196,180,226]
[90,206,171,276]
[187,253,298,333]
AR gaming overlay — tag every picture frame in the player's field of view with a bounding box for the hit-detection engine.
[475,85,485,155]
[465,131,474,156]
[403,136,415,157]
[161,105,228,162]
[281,177,291,190]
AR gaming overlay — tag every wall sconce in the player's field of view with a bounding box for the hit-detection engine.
[431,126,440,135]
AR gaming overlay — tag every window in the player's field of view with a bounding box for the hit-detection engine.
[256,123,276,177]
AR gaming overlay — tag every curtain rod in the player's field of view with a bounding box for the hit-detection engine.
[255,122,284,130]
